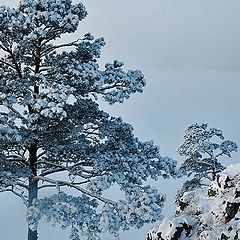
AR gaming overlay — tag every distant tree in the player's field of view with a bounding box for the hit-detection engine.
[175,123,237,204]
[146,124,238,240]
[178,123,237,181]
[0,1,177,240]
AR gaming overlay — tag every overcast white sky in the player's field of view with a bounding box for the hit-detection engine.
[0,1,240,240]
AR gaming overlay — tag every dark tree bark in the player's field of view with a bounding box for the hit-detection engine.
[28,144,38,240]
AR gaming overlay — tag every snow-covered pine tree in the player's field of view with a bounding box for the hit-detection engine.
[0,1,177,240]
[175,123,237,206]
[176,123,237,197]
[146,124,238,240]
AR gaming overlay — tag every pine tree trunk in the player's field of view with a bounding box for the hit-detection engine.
[212,158,217,181]
[27,55,40,240]
[28,144,38,240]
[28,178,38,240]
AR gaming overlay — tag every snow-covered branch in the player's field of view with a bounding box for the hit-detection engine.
[40,38,82,57]
[38,160,69,176]
[5,104,26,122]
[34,176,116,206]
[0,58,16,70]
[4,188,28,206]
[38,180,90,190]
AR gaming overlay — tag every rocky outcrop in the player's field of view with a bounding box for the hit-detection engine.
[147,164,240,240]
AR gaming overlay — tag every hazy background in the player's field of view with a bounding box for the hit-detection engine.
[0,0,240,239]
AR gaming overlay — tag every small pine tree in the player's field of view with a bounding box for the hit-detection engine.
[176,123,237,202]
[0,1,177,240]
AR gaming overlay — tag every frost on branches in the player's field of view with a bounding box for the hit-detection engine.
[0,1,177,239]
[146,164,240,240]
[176,123,237,203]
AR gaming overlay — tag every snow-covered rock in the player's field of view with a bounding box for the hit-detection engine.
[147,164,240,240]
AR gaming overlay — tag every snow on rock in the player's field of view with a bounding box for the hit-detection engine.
[146,164,240,240]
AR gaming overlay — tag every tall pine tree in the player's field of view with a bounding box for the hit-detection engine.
[0,1,177,239]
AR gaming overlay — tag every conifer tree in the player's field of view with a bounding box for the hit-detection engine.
[0,1,177,239]
[176,123,237,202]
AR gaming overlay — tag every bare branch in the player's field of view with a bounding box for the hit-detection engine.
[71,161,94,168]
[38,159,96,177]
[195,159,214,167]
[37,151,47,159]
[39,67,52,72]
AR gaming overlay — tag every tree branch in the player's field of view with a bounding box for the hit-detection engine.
[37,160,69,176]
[37,160,67,169]
[90,83,125,94]
[40,168,67,177]
[40,38,82,57]
[6,155,26,162]
[195,159,214,167]
[34,176,116,206]
[4,188,28,206]
[215,151,224,158]
[38,159,96,177]
[3,47,22,78]
[37,151,47,159]
[0,58,16,70]
[16,181,29,190]
[6,103,26,121]
[38,180,90,190]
